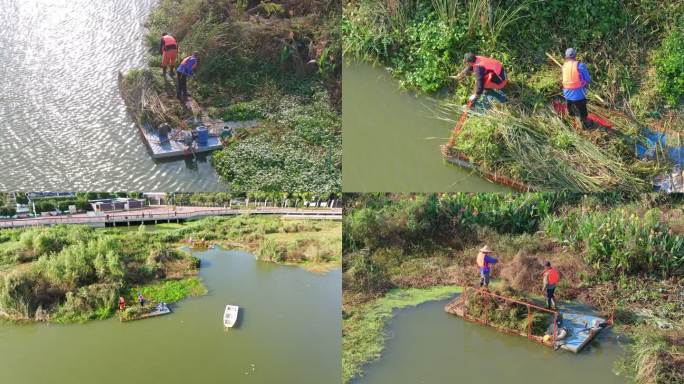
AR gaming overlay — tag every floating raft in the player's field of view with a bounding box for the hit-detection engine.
[444,288,611,353]
[140,122,222,159]
[440,145,532,192]
[442,100,683,192]
[139,119,260,159]
[120,304,171,322]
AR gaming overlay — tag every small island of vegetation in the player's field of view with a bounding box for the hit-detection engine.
[0,214,341,324]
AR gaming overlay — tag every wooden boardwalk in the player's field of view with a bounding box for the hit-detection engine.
[0,206,341,229]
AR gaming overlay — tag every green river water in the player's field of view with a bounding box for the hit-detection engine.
[342,62,508,192]
[355,299,626,384]
[0,248,341,383]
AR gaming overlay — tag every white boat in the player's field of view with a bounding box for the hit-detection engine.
[223,305,239,328]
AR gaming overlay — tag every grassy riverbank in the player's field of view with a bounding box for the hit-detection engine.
[162,215,342,271]
[0,215,340,323]
[343,193,683,383]
[121,0,341,193]
[342,285,461,382]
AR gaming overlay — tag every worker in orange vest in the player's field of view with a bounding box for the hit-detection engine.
[476,245,498,288]
[562,48,593,129]
[160,33,178,78]
[542,261,560,309]
[453,53,508,106]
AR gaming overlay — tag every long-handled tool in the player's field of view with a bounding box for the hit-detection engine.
[545,52,606,104]
[446,100,473,149]
[545,52,619,131]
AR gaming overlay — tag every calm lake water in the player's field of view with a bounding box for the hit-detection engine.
[342,62,508,192]
[0,0,223,190]
[0,248,341,383]
[354,299,626,384]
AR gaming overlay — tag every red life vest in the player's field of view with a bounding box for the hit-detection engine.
[472,56,507,90]
[546,267,559,285]
[474,56,503,76]
[562,61,582,89]
[162,35,177,51]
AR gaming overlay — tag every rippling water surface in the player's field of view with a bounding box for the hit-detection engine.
[0,0,223,190]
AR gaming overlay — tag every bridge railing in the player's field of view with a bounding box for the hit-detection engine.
[0,207,342,228]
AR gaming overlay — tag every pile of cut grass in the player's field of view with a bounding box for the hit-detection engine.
[463,286,550,336]
[442,104,666,192]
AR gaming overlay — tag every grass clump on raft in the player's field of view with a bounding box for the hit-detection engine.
[462,286,550,336]
[441,104,665,192]
[119,69,184,128]
[342,286,462,383]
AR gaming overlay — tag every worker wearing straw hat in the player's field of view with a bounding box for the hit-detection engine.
[476,245,498,288]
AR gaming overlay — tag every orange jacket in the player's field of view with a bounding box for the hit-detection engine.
[562,61,582,89]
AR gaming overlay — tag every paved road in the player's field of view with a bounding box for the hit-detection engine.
[0,206,342,228]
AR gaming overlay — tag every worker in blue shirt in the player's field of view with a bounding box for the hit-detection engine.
[476,245,498,288]
[561,48,593,129]
[176,51,199,101]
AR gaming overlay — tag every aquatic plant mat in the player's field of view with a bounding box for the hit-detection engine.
[342,286,461,382]
[440,103,669,192]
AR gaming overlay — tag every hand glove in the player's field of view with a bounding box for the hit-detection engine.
[468,94,477,103]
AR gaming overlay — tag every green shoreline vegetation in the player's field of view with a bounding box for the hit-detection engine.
[121,0,341,193]
[342,285,461,382]
[343,1,684,191]
[0,215,341,324]
[342,193,683,383]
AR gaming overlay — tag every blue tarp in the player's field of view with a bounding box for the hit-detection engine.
[635,128,684,166]
[634,129,684,192]
[546,311,608,353]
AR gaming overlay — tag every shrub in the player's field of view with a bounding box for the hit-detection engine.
[223,101,264,121]
[0,270,40,319]
[257,238,286,262]
[54,284,118,322]
[654,28,684,107]
[543,208,684,279]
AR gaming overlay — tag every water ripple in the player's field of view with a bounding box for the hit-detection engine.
[0,0,224,191]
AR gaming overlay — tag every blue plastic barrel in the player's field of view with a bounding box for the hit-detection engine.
[196,127,209,146]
